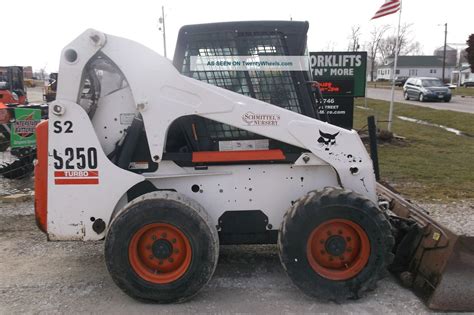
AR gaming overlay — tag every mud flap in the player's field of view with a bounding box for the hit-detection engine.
[377,183,474,311]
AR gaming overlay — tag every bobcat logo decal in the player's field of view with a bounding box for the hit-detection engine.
[318,130,339,151]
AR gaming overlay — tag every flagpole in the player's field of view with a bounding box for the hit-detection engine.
[387,0,402,132]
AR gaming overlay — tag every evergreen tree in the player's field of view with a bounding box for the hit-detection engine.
[466,34,474,72]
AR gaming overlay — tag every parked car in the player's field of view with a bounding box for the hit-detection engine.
[462,78,474,87]
[403,77,451,102]
[394,76,408,87]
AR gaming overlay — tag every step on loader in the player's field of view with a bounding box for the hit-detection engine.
[34,24,474,310]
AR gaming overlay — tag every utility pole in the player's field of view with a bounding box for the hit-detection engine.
[159,6,167,58]
[442,23,447,83]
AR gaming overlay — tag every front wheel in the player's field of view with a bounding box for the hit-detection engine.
[278,187,394,301]
[105,191,219,303]
[418,93,425,102]
[404,91,409,100]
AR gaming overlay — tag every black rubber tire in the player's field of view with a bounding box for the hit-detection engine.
[278,187,394,301]
[105,191,219,303]
[0,157,34,179]
[418,93,424,102]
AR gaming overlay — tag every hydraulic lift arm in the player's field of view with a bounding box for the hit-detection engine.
[55,29,377,201]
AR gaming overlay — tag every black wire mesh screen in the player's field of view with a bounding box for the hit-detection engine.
[179,31,304,140]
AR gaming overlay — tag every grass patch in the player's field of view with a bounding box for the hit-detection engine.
[354,98,474,201]
[452,87,474,97]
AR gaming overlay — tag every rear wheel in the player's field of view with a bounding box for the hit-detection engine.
[105,191,219,303]
[278,187,394,301]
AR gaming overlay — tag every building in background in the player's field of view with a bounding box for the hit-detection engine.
[23,66,33,79]
[450,64,474,86]
[376,55,456,81]
[0,66,33,80]
[434,45,457,66]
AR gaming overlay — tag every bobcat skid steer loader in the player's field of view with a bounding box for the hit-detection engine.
[34,27,473,309]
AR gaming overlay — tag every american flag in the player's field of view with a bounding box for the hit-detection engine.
[371,0,401,20]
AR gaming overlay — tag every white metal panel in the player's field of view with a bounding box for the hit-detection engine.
[56,29,106,103]
[149,163,339,229]
[47,100,143,240]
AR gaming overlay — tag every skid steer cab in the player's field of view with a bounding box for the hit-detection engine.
[34,28,395,304]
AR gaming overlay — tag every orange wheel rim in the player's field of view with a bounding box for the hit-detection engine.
[306,219,370,280]
[129,223,192,284]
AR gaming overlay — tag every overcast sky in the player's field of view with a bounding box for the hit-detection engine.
[2,0,472,72]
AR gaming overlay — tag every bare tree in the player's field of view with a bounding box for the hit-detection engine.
[379,23,423,61]
[347,25,362,51]
[365,25,390,81]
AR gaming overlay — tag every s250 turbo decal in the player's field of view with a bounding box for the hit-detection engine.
[53,147,99,185]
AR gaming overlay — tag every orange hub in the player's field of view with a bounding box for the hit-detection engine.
[129,223,192,284]
[306,219,370,280]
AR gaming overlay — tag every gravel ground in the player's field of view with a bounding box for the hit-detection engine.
[0,201,431,314]
[420,200,474,236]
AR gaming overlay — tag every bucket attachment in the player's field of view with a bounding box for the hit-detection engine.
[377,183,474,311]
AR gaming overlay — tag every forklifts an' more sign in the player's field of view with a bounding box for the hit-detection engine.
[310,52,367,130]
[310,52,367,97]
